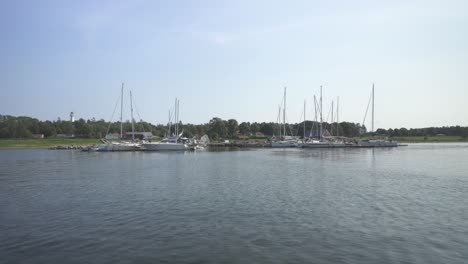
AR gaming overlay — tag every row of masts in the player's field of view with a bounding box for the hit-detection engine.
[113,82,183,141]
[280,83,377,139]
[279,85,345,140]
[116,83,375,141]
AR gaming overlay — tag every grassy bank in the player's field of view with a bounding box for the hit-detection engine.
[0,138,101,149]
[391,136,468,143]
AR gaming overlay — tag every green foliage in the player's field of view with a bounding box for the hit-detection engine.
[1,114,467,142]
[379,126,468,137]
[207,117,227,140]
[392,136,467,142]
[259,122,275,136]
[227,119,238,138]
[250,123,260,134]
[238,122,251,135]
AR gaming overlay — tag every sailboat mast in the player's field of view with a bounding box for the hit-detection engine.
[303,100,306,139]
[320,85,323,140]
[278,105,282,138]
[337,96,339,137]
[331,100,334,136]
[177,98,180,136]
[372,83,375,134]
[313,95,317,138]
[168,110,172,137]
[130,90,135,141]
[120,83,124,139]
[174,98,177,136]
[283,87,287,137]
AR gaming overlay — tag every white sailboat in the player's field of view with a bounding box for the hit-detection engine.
[143,98,189,151]
[271,87,299,148]
[301,86,345,148]
[97,84,142,151]
[357,84,398,147]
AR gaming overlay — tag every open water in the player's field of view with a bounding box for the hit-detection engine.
[1,144,468,263]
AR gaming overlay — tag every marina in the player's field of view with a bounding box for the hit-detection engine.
[74,83,400,152]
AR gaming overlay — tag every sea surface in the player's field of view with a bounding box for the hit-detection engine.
[1,144,468,264]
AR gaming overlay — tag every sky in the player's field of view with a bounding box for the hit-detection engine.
[1,0,467,129]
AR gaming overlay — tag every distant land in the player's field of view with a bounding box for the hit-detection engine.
[1,114,467,149]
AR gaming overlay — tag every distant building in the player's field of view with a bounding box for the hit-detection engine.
[200,134,210,144]
[105,133,121,140]
[70,112,75,122]
[193,134,210,144]
[255,132,265,137]
[124,132,153,140]
[237,135,249,140]
[32,134,44,139]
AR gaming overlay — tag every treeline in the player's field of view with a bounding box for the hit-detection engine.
[205,118,363,140]
[0,114,363,140]
[375,127,468,137]
[0,115,164,139]
[1,114,466,139]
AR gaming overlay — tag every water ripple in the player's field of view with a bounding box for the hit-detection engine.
[1,146,468,263]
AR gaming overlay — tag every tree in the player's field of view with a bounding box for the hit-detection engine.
[208,117,227,140]
[250,123,260,134]
[259,122,275,136]
[238,122,251,135]
[227,119,238,138]
[399,127,409,136]
[39,121,56,137]
[375,128,387,135]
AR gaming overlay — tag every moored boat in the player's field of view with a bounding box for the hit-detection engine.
[96,141,142,151]
[358,84,398,148]
[270,87,300,148]
[142,137,189,151]
[142,98,191,151]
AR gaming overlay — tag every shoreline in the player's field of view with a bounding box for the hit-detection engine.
[0,138,100,150]
[1,141,467,150]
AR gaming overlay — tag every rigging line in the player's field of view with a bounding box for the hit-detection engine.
[323,103,334,136]
[276,104,282,137]
[325,103,332,123]
[296,109,304,137]
[362,90,373,131]
[132,96,145,133]
[310,96,318,138]
[106,93,121,137]
[167,110,173,136]
[284,116,295,137]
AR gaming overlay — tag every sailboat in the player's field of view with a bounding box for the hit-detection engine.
[96,83,142,151]
[357,84,398,147]
[142,98,189,151]
[301,86,345,148]
[270,87,299,148]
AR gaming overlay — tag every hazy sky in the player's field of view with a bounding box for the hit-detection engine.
[1,0,467,129]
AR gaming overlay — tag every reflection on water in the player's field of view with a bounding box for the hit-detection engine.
[1,144,468,264]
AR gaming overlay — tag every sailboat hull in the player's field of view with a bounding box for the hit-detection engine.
[357,140,398,147]
[96,143,141,151]
[143,142,188,151]
[270,141,298,148]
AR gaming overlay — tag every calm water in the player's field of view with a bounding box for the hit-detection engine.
[1,144,468,264]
